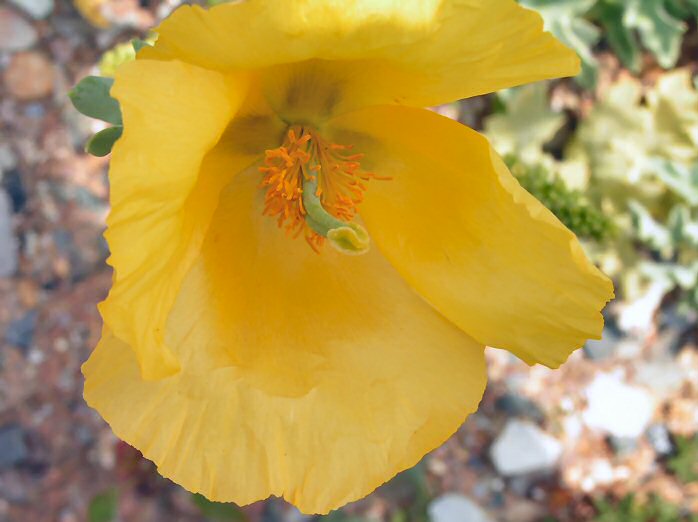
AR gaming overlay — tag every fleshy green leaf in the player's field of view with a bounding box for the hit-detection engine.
[132,38,151,52]
[69,76,122,125]
[629,200,673,255]
[86,126,123,157]
[520,0,600,87]
[595,0,642,72]
[652,160,698,204]
[668,204,698,247]
[624,0,686,69]
[192,494,246,521]
[99,42,136,78]
[668,435,698,483]
[484,82,565,163]
[88,490,118,522]
[506,156,614,241]
[99,36,156,77]
[666,0,698,21]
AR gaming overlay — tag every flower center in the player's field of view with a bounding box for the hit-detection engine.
[259,126,387,255]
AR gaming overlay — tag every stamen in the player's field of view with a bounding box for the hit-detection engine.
[258,126,387,254]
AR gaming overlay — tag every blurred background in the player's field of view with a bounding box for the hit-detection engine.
[0,0,697,521]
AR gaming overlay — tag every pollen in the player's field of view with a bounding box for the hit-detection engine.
[259,126,387,253]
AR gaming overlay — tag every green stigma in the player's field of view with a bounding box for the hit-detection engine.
[302,171,370,256]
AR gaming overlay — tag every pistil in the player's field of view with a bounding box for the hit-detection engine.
[259,127,386,254]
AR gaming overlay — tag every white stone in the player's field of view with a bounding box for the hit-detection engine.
[636,359,687,400]
[0,190,18,277]
[0,7,38,51]
[489,419,562,477]
[583,372,654,438]
[9,0,54,19]
[428,494,493,522]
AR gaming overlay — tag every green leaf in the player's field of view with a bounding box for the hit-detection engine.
[88,489,117,522]
[652,160,698,205]
[670,205,698,247]
[650,70,698,157]
[132,38,151,52]
[667,0,698,19]
[506,156,614,241]
[519,0,600,87]
[99,42,136,78]
[69,76,122,125]
[571,72,698,213]
[667,435,698,483]
[624,0,686,69]
[192,494,246,521]
[595,1,642,72]
[86,126,123,157]
[484,81,565,163]
[629,200,674,255]
[99,36,156,77]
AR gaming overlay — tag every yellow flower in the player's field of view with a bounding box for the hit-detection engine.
[82,0,613,514]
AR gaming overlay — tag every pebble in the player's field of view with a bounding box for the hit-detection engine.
[583,372,655,439]
[647,424,673,456]
[9,0,54,19]
[5,309,38,352]
[584,327,620,360]
[489,420,563,477]
[0,425,29,469]
[428,494,494,522]
[0,7,38,51]
[0,190,18,277]
[2,169,27,213]
[635,359,688,400]
[4,51,55,101]
[495,393,545,423]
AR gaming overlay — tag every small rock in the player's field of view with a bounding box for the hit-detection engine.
[1,169,27,213]
[495,393,545,423]
[584,327,620,360]
[636,359,688,400]
[9,0,53,19]
[4,51,55,101]
[583,372,654,439]
[428,494,494,522]
[0,425,29,469]
[0,190,18,277]
[508,476,532,496]
[0,7,38,51]
[24,102,45,119]
[608,436,638,455]
[647,424,673,456]
[5,310,38,351]
[489,420,562,477]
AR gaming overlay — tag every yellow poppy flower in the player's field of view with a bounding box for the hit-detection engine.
[82,0,614,514]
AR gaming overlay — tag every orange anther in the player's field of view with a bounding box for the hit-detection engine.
[258,126,387,252]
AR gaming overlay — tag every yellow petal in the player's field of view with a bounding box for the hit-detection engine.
[142,0,578,110]
[328,105,614,368]
[84,169,486,514]
[100,59,251,380]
